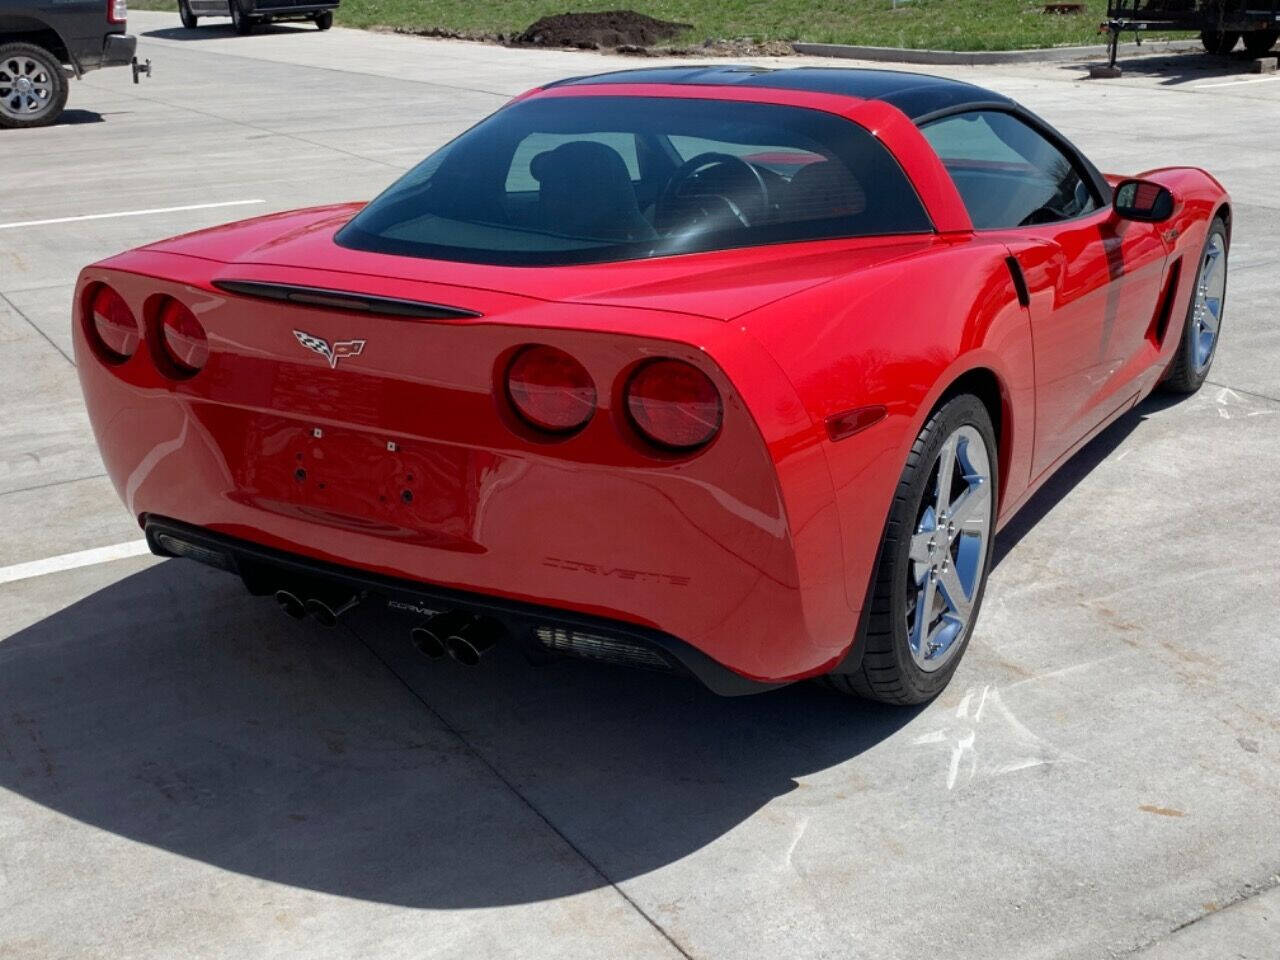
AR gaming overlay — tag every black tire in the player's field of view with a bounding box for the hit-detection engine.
[1162,216,1229,395]
[1243,30,1278,56]
[230,0,255,34]
[178,0,199,28]
[824,394,998,705]
[1200,29,1240,55]
[0,42,69,130]
[315,10,333,29]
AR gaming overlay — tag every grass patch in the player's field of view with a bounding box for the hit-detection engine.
[132,0,1196,52]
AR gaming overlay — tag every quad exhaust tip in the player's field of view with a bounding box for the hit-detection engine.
[275,589,306,619]
[409,623,449,661]
[409,612,505,665]
[444,619,502,666]
[305,594,359,627]
[274,588,359,625]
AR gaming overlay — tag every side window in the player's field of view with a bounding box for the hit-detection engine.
[920,110,1098,229]
[505,132,640,192]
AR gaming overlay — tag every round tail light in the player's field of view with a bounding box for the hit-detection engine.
[157,299,208,375]
[506,345,597,434]
[626,359,723,451]
[87,285,140,362]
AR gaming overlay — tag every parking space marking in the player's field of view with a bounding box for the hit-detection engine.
[0,540,152,586]
[1194,75,1280,89]
[0,200,265,232]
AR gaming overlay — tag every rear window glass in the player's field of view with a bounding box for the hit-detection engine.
[337,96,931,266]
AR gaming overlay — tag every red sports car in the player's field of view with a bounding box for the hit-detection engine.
[75,67,1230,703]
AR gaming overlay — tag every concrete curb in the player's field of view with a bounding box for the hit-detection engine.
[792,38,1201,66]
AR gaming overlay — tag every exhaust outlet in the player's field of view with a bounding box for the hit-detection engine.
[275,590,306,619]
[410,611,468,661]
[304,594,359,627]
[444,618,504,666]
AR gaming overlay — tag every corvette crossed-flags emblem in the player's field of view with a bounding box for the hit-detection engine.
[292,329,366,369]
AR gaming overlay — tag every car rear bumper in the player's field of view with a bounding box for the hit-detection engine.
[144,516,782,695]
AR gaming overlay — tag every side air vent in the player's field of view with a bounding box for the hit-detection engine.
[212,280,482,320]
[1149,257,1183,346]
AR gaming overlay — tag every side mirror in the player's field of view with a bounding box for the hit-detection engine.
[1113,179,1175,223]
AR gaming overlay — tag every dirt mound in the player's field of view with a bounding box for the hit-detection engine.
[514,10,689,49]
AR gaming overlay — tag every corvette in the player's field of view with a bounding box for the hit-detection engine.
[74,66,1230,703]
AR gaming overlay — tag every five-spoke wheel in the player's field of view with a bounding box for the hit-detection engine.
[906,424,992,673]
[1164,215,1229,393]
[824,393,998,704]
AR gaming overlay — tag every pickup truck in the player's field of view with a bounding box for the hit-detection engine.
[1,0,140,128]
[178,0,338,34]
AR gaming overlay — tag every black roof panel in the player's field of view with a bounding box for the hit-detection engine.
[545,66,1012,120]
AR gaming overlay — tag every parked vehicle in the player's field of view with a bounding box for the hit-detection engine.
[1,0,143,128]
[74,67,1230,703]
[178,0,336,34]
[1104,0,1280,63]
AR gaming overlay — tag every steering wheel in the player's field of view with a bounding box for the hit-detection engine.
[655,152,770,230]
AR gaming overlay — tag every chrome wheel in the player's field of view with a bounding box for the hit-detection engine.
[1190,231,1226,375]
[905,425,993,672]
[0,55,56,122]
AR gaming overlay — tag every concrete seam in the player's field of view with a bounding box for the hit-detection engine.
[0,473,109,499]
[0,291,74,366]
[1120,868,1280,955]
[348,626,698,960]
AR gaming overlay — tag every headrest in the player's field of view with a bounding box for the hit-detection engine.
[530,140,632,185]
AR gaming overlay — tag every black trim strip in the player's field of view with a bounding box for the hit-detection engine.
[1005,255,1031,308]
[143,516,783,697]
[1152,257,1183,345]
[212,279,482,320]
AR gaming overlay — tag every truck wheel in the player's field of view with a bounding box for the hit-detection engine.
[0,43,68,130]
[823,394,998,705]
[1200,29,1240,55]
[230,0,255,34]
[179,0,199,28]
[315,10,333,29]
[1243,30,1278,56]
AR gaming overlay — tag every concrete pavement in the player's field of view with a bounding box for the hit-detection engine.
[1,14,1277,958]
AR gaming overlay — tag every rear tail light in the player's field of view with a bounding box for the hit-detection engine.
[156,298,209,375]
[108,0,127,23]
[505,345,597,434]
[625,359,722,451]
[87,285,140,362]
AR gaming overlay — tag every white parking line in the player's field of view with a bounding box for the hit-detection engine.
[0,540,152,586]
[1194,75,1280,89]
[0,199,266,231]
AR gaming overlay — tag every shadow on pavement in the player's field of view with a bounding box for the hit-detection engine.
[56,110,106,125]
[0,557,919,908]
[0,388,1190,907]
[1064,49,1270,86]
[143,24,316,40]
